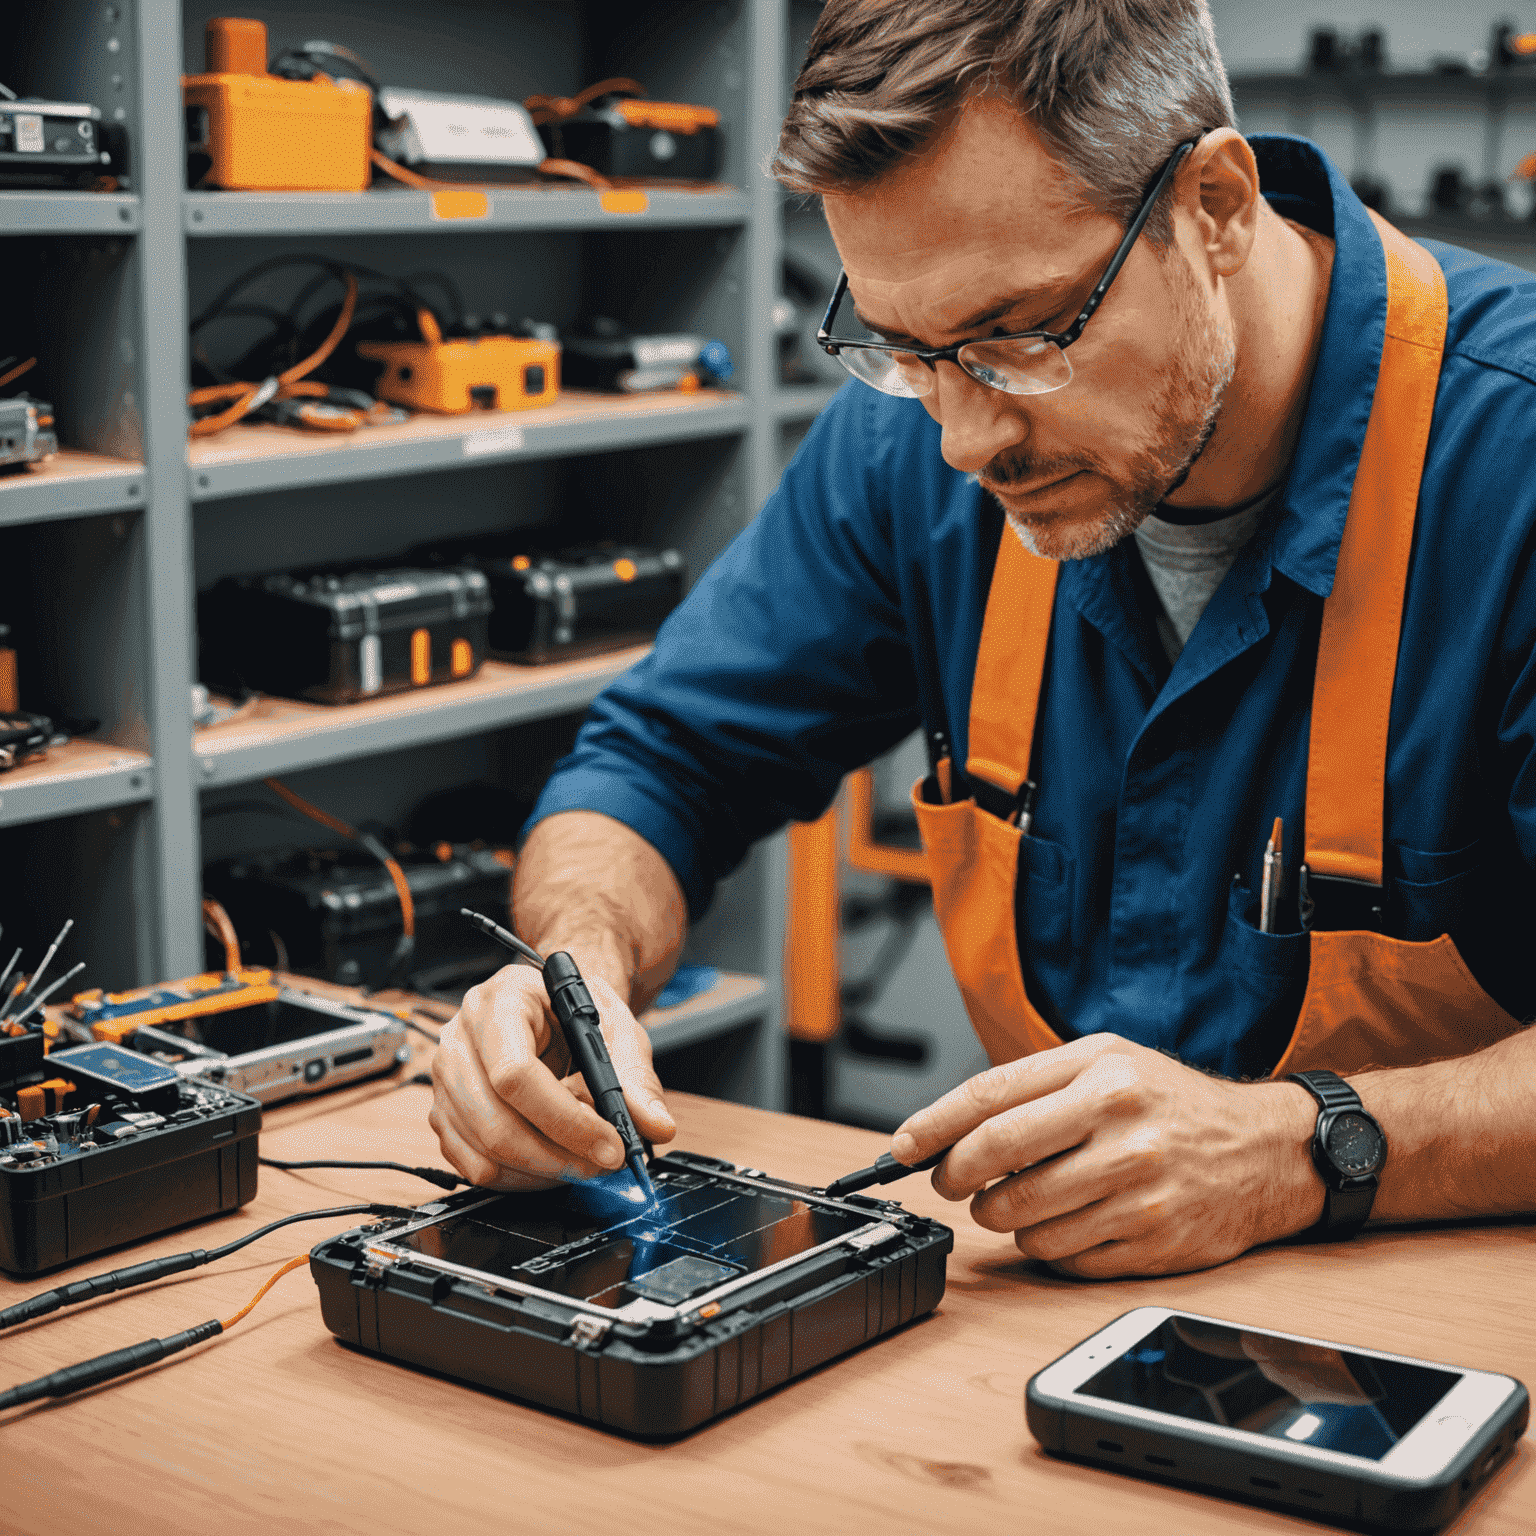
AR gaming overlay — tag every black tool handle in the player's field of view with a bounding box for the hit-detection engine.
[542,951,645,1163]
[872,1148,948,1182]
[0,1321,221,1409]
[0,1250,207,1330]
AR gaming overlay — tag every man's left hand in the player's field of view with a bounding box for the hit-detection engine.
[891,1034,1324,1278]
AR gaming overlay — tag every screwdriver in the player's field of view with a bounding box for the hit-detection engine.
[461,908,658,1207]
[823,1144,953,1198]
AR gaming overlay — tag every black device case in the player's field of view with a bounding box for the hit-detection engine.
[1025,1314,1530,1533]
[537,110,720,181]
[0,1031,261,1274]
[414,535,684,663]
[310,1150,952,1439]
[199,566,492,705]
[203,843,513,986]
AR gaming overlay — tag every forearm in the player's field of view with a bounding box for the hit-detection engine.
[512,810,688,1012]
[1348,1026,1536,1222]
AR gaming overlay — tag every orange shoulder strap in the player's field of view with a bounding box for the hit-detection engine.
[1305,213,1448,887]
[966,527,1059,795]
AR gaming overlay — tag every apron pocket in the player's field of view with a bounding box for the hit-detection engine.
[1219,876,1310,1078]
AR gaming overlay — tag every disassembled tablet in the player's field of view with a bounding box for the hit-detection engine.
[311,1149,953,1437]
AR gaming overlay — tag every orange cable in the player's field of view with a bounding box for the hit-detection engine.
[370,145,610,192]
[524,77,646,126]
[263,777,415,938]
[188,272,359,439]
[219,1253,311,1330]
[0,357,37,391]
[201,896,242,974]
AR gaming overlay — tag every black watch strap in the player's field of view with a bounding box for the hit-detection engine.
[1286,1069,1383,1240]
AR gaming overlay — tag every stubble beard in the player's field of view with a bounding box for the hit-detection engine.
[984,251,1238,562]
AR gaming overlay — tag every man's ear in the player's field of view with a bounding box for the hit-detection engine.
[1177,129,1261,278]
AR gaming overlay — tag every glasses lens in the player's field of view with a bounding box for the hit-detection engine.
[958,337,1073,396]
[835,345,933,398]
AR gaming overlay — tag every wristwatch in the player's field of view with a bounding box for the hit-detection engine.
[1285,1069,1388,1239]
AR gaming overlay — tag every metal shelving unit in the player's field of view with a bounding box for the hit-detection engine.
[187,389,750,500]
[0,189,142,235]
[183,186,752,237]
[3,0,830,1114]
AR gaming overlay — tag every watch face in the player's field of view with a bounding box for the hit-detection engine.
[1326,1112,1384,1176]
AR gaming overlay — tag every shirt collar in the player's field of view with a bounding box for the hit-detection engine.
[1249,134,1389,599]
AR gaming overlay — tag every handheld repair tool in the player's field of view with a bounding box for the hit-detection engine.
[823,1144,953,1198]
[460,908,658,1206]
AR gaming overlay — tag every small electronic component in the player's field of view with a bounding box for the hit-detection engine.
[183,18,372,191]
[530,84,722,182]
[375,87,545,183]
[0,85,127,190]
[561,318,732,394]
[198,566,491,705]
[70,968,280,1044]
[0,396,58,473]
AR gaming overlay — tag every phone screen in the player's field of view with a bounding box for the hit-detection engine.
[390,1167,872,1310]
[1080,1315,1460,1460]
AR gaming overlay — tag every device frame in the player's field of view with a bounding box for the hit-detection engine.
[360,1164,898,1324]
[311,1150,954,1439]
[1027,1305,1527,1531]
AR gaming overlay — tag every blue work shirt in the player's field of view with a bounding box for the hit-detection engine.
[532,136,1536,1079]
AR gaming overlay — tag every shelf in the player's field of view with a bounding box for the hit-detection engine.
[0,190,141,237]
[187,389,750,501]
[0,739,154,829]
[643,971,771,1052]
[192,647,651,785]
[774,381,843,422]
[1230,69,1536,104]
[183,185,752,238]
[0,451,147,528]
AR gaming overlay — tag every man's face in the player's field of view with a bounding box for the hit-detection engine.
[822,97,1236,560]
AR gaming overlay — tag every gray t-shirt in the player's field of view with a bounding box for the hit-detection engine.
[1134,484,1284,662]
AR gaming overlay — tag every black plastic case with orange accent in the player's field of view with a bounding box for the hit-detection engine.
[198,566,492,705]
[0,1029,261,1275]
[310,1151,952,1439]
[413,537,685,663]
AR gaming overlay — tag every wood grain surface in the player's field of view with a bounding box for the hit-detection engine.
[1,1038,1532,1536]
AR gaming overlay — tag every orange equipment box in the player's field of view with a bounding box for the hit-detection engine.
[357,334,561,414]
[183,17,372,192]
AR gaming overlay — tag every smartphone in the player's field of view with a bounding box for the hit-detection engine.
[1027,1306,1527,1532]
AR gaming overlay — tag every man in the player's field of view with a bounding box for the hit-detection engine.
[431,0,1536,1277]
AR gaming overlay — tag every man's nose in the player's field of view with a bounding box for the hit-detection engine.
[933,363,1032,478]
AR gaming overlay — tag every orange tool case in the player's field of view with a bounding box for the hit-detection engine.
[358,332,561,415]
[183,17,372,192]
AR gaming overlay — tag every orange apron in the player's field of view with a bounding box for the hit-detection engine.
[914,214,1523,1077]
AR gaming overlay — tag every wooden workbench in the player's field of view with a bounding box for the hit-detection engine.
[1,1043,1531,1535]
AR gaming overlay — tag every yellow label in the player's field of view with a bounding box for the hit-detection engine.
[432,189,489,220]
[600,189,649,215]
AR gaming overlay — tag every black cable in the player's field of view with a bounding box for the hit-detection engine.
[0,1321,225,1411]
[0,1204,405,1333]
[258,1157,467,1191]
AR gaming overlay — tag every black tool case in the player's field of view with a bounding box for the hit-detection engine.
[414,535,685,663]
[0,1031,261,1274]
[198,566,492,704]
[203,843,513,986]
[310,1150,952,1438]
[537,105,721,181]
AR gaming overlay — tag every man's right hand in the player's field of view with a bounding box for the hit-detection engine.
[429,960,677,1190]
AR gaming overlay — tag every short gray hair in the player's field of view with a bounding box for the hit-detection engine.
[773,0,1235,243]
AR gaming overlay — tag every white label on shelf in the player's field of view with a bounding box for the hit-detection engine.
[462,426,525,458]
[15,115,44,153]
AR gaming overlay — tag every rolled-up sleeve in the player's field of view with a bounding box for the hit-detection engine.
[527,386,923,919]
